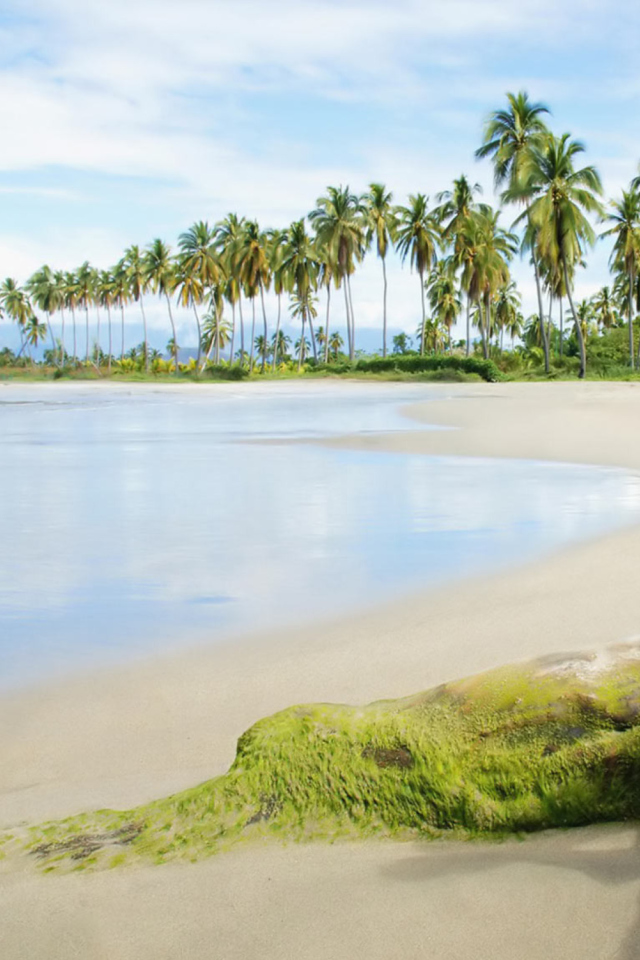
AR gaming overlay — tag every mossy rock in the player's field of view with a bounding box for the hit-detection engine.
[10,643,640,872]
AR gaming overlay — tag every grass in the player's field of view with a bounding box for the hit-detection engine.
[6,650,640,874]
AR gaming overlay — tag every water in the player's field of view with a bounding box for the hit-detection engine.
[2,381,640,690]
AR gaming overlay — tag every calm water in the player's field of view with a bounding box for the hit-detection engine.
[2,382,640,690]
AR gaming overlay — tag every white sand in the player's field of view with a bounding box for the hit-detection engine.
[2,380,640,959]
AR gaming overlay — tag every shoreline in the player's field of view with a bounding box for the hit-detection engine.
[3,380,640,959]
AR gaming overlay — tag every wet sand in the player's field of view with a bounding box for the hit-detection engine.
[2,381,640,959]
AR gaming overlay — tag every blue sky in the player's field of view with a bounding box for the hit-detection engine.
[1,0,640,350]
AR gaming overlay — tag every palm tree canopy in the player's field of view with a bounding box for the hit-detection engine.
[476,90,551,188]
[394,194,440,276]
[362,183,395,260]
[143,239,176,297]
[601,188,640,278]
[280,220,320,298]
[308,185,364,279]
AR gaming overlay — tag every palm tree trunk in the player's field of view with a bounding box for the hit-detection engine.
[307,310,318,361]
[229,300,236,366]
[238,295,245,366]
[562,253,586,379]
[45,311,56,366]
[59,308,66,366]
[139,296,149,372]
[95,307,101,371]
[249,298,256,373]
[324,285,331,364]
[629,267,635,370]
[532,250,550,374]
[483,295,490,360]
[346,274,356,361]
[106,304,112,373]
[298,311,306,371]
[84,304,90,363]
[381,256,388,358]
[273,295,281,369]
[547,290,553,352]
[465,294,471,357]
[215,315,221,365]
[164,292,178,374]
[71,305,77,361]
[559,299,564,359]
[259,281,268,373]
[419,269,426,356]
[342,280,352,361]
[193,303,202,371]
[120,303,125,361]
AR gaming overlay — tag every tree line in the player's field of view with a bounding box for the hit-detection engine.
[1,91,640,379]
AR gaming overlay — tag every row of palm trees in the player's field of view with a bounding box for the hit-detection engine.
[2,91,640,379]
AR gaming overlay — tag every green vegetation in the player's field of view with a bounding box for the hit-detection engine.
[2,92,640,382]
[8,648,640,874]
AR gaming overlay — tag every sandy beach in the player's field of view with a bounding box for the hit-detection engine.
[2,380,640,959]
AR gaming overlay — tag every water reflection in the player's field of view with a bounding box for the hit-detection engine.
[1,384,640,689]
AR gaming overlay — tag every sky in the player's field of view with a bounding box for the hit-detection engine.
[1,0,640,352]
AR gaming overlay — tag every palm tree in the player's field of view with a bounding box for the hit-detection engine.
[215,214,246,365]
[25,314,48,362]
[202,298,232,364]
[328,330,344,360]
[112,259,130,361]
[62,272,79,362]
[177,221,222,370]
[392,332,412,355]
[124,245,150,372]
[494,280,522,352]
[601,187,640,368]
[426,260,461,350]
[309,186,364,361]
[280,220,321,361]
[53,270,67,364]
[434,175,482,355]
[268,228,287,369]
[476,91,552,371]
[461,206,518,358]
[590,285,618,333]
[0,278,33,359]
[395,194,440,355]
[271,329,290,361]
[75,262,95,364]
[144,239,178,373]
[96,270,116,372]
[520,133,604,378]
[237,221,271,373]
[27,265,60,363]
[290,290,318,369]
[363,183,395,357]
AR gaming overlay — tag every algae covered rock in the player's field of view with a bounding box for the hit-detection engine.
[16,643,640,870]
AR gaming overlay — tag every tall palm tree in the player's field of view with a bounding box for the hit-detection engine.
[476,91,552,371]
[317,251,335,364]
[280,220,321,362]
[601,187,640,368]
[62,272,79,362]
[144,239,178,373]
[519,133,604,378]
[202,296,232,364]
[395,194,440,354]
[96,270,116,372]
[461,206,517,358]
[290,290,318,369]
[124,245,150,371]
[112,259,130,361]
[268,228,287,369]
[237,221,271,373]
[0,278,33,359]
[435,175,482,356]
[363,183,395,357]
[178,221,222,370]
[215,214,246,365]
[309,186,364,361]
[75,262,95,364]
[27,265,60,363]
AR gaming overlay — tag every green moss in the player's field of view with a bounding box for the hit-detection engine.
[10,648,640,873]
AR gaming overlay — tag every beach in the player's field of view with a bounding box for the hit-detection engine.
[2,380,640,959]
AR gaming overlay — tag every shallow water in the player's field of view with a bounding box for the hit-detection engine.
[2,382,640,690]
